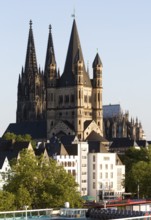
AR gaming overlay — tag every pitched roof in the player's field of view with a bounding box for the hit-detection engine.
[86,130,108,142]
[88,141,108,153]
[110,138,137,149]
[93,53,103,68]
[3,121,47,140]
[0,140,31,162]
[59,19,91,87]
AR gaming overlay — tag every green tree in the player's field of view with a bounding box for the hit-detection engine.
[0,190,15,211]
[3,132,36,148]
[4,149,82,209]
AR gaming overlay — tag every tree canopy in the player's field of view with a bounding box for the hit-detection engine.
[119,145,151,198]
[4,149,82,209]
[3,132,36,148]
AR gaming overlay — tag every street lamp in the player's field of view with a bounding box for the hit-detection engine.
[24,205,29,220]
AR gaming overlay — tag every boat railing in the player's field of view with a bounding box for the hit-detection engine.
[0,208,53,220]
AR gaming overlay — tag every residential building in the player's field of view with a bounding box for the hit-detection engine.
[88,152,125,201]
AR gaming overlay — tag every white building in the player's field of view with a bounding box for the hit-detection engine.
[51,136,89,196]
[0,156,11,190]
[88,152,125,201]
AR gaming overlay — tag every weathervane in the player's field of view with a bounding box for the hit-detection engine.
[71,8,76,19]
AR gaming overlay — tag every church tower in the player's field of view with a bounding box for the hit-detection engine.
[46,19,103,140]
[16,21,46,123]
[92,53,103,134]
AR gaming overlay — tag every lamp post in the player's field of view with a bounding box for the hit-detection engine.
[137,182,139,199]
[24,205,29,220]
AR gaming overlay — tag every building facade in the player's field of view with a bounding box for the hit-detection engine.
[88,152,125,201]
[103,104,145,141]
[16,19,103,141]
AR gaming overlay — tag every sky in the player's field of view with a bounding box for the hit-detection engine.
[0,0,151,140]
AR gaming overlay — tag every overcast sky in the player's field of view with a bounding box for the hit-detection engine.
[0,0,151,140]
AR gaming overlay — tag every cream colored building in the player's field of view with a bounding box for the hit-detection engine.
[88,152,125,201]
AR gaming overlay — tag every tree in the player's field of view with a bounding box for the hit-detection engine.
[4,149,82,209]
[3,132,36,148]
[120,146,151,198]
[0,190,15,211]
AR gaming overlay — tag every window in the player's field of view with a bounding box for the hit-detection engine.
[51,93,53,101]
[59,95,63,104]
[105,173,108,178]
[111,164,113,169]
[93,172,95,179]
[110,172,113,178]
[100,164,102,169]
[105,164,108,169]
[104,157,109,161]
[100,172,102,178]
[93,164,95,170]
[65,95,69,103]
[84,95,87,102]
[71,94,75,102]
[93,155,95,162]
[93,182,96,189]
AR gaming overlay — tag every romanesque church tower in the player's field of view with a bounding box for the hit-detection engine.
[45,19,103,140]
[16,21,46,123]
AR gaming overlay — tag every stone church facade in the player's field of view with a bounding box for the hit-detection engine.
[16,19,103,140]
[15,20,145,141]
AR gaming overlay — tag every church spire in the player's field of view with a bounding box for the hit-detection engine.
[64,19,85,73]
[60,19,91,87]
[44,24,56,73]
[24,20,38,74]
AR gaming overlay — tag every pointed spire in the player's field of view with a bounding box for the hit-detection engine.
[25,20,38,74]
[61,19,91,87]
[64,19,85,73]
[93,53,103,68]
[44,24,56,73]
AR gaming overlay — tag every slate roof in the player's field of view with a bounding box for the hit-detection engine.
[0,155,7,169]
[136,140,148,147]
[110,138,137,149]
[0,140,31,162]
[88,141,108,153]
[84,120,93,130]
[59,19,91,87]
[86,130,108,142]
[3,121,47,140]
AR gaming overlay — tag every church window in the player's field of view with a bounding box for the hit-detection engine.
[93,155,95,162]
[65,95,69,103]
[79,76,81,83]
[84,95,87,103]
[98,122,100,126]
[89,96,92,103]
[98,80,100,87]
[59,95,63,104]
[72,111,75,116]
[94,94,96,102]
[71,94,75,102]
[51,121,53,126]
[98,93,100,101]
[51,93,53,101]
[79,90,81,99]
[79,120,81,125]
